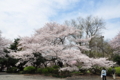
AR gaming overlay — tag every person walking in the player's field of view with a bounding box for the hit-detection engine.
[112,66,116,79]
[101,67,107,80]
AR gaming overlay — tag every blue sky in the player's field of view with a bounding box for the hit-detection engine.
[0,0,120,40]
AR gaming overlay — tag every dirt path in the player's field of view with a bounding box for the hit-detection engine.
[0,72,120,80]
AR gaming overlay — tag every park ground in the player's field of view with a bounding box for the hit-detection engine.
[0,72,120,80]
[0,73,120,80]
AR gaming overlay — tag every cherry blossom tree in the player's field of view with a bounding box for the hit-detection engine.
[0,31,12,71]
[0,31,11,57]
[110,32,120,54]
[9,23,115,71]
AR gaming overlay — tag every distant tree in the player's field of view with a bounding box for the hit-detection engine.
[87,36,113,58]
[102,40,114,58]
[9,22,115,71]
[4,38,21,71]
[32,52,47,68]
[110,32,120,54]
[9,38,20,52]
[64,16,105,57]
[113,54,120,65]
[109,32,120,65]
[0,31,12,71]
[0,31,11,57]
[64,15,105,39]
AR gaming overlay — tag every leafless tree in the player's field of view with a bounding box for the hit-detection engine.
[64,15,106,57]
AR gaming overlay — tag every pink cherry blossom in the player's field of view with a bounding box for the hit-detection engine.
[9,22,115,71]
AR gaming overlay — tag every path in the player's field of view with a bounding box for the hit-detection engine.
[0,72,119,80]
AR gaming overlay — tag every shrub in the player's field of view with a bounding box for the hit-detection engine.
[89,66,101,74]
[23,66,36,74]
[19,71,24,74]
[37,67,58,75]
[107,67,112,76]
[113,54,120,65]
[46,67,54,73]
[36,68,43,74]
[7,67,18,73]
[86,70,90,74]
[52,69,59,74]
[115,67,120,76]
[52,65,60,69]
[60,70,71,77]
[79,69,87,74]
[52,70,71,78]
[71,71,82,75]
[42,68,49,74]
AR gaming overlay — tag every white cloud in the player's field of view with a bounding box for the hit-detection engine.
[91,0,120,40]
[0,0,79,40]
[94,5,120,20]
[103,21,120,40]
[93,0,120,20]
[54,0,120,40]
[0,0,120,40]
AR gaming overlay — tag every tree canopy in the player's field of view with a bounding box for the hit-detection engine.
[110,32,120,54]
[9,22,115,71]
